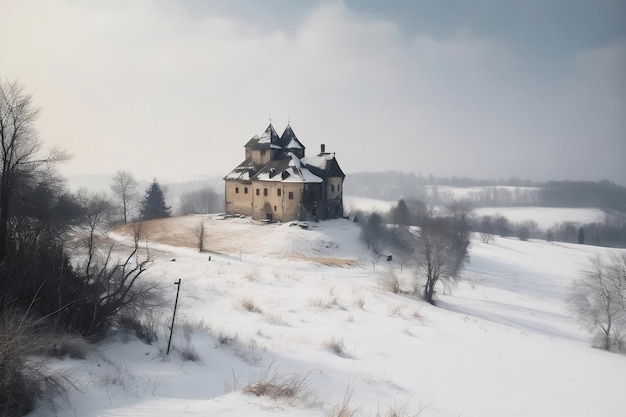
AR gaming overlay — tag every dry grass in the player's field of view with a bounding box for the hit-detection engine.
[379,269,401,294]
[240,297,262,313]
[378,401,427,417]
[242,364,317,406]
[288,255,360,267]
[1,310,68,417]
[327,386,359,417]
[178,343,201,362]
[325,337,346,356]
[309,297,345,310]
[352,296,365,309]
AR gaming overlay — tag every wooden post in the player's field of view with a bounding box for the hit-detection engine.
[167,279,182,355]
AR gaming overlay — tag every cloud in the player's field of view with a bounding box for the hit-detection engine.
[0,0,623,183]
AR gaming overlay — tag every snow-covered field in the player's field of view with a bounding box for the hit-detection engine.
[34,216,626,417]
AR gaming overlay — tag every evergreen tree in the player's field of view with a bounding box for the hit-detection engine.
[392,198,410,225]
[578,227,585,244]
[140,179,171,220]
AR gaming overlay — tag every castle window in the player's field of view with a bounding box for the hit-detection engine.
[235,187,239,194]
[256,189,260,196]
[288,191,294,200]
[263,188,268,196]
[331,184,335,192]
[244,187,248,194]
[277,189,281,196]
[274,205,277,211]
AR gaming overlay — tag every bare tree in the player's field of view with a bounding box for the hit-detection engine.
[569,254,626,350]
[412,214,459,304]
[194,221,206,252]
[0,80,67,261]
[110,170,138,224]
[446,200,473,275]
[75,189,115,275]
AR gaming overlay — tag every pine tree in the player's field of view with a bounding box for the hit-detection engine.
[140,179,171,220]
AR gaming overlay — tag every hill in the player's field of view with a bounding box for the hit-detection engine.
[38,216,626,417]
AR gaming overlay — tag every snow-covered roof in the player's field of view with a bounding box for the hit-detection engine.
[253,154,323,183]
[223,157,255,181]
[302,153,335,170]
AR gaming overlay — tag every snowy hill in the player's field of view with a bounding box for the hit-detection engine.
[36,216,626,417]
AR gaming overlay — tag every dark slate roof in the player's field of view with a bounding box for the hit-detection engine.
[250,154,322,183]
[251,124,281,149]
[244,134,260,148]
[302,153,346,179]
[278,124,305,150]
[223,156,256,181]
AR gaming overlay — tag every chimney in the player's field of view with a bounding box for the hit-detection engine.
[321,144,326,153]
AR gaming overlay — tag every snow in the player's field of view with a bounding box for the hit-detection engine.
[343,195,396,213]
[286,139,303,149]
[302,153,334,170]
[33,216,626,417]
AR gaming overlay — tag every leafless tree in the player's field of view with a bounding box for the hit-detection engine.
[569,254,626,350]
[194,221,206,252]
[446,200,473,275]
[75,189,115,275]
[0,80,67,261]
[110,170,138,224]
[412,214,459,304]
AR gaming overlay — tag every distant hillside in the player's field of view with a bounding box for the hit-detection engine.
[345,172,626,212]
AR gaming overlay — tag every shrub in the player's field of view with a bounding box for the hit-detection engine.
[243,368,316,406]
[325,337,346,357]
[0,310,66,417]
[240,297,262,313]
[117,315,158,344]
[379,269,400,294]
[178,343,201,362]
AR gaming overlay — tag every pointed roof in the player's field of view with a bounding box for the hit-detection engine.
[279,124,305,150]
[253,124,281,149]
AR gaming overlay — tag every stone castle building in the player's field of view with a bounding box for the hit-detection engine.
[224,123,345,222]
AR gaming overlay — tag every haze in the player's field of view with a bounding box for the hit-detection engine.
[1,0,624,184]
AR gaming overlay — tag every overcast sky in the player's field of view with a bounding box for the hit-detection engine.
[1,0,625,184]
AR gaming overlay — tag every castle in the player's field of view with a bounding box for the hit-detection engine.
[224,123,345,222]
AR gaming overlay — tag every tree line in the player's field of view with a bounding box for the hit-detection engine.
[345,172,626,212]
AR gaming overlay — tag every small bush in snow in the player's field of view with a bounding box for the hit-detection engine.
[352,296,365,309]
[379,269,400,294]
[178,343,201,362]
[325,337,346,356]
[242,365,316,406]
[240,297,262,313]
[117,314,158,345]
[0,310,67,417]
[41,333,92,359]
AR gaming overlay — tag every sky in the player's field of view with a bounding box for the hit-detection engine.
[1,0,625,185]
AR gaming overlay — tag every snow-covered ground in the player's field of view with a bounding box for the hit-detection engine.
[33,216,626,417]
[344,195,396,214]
